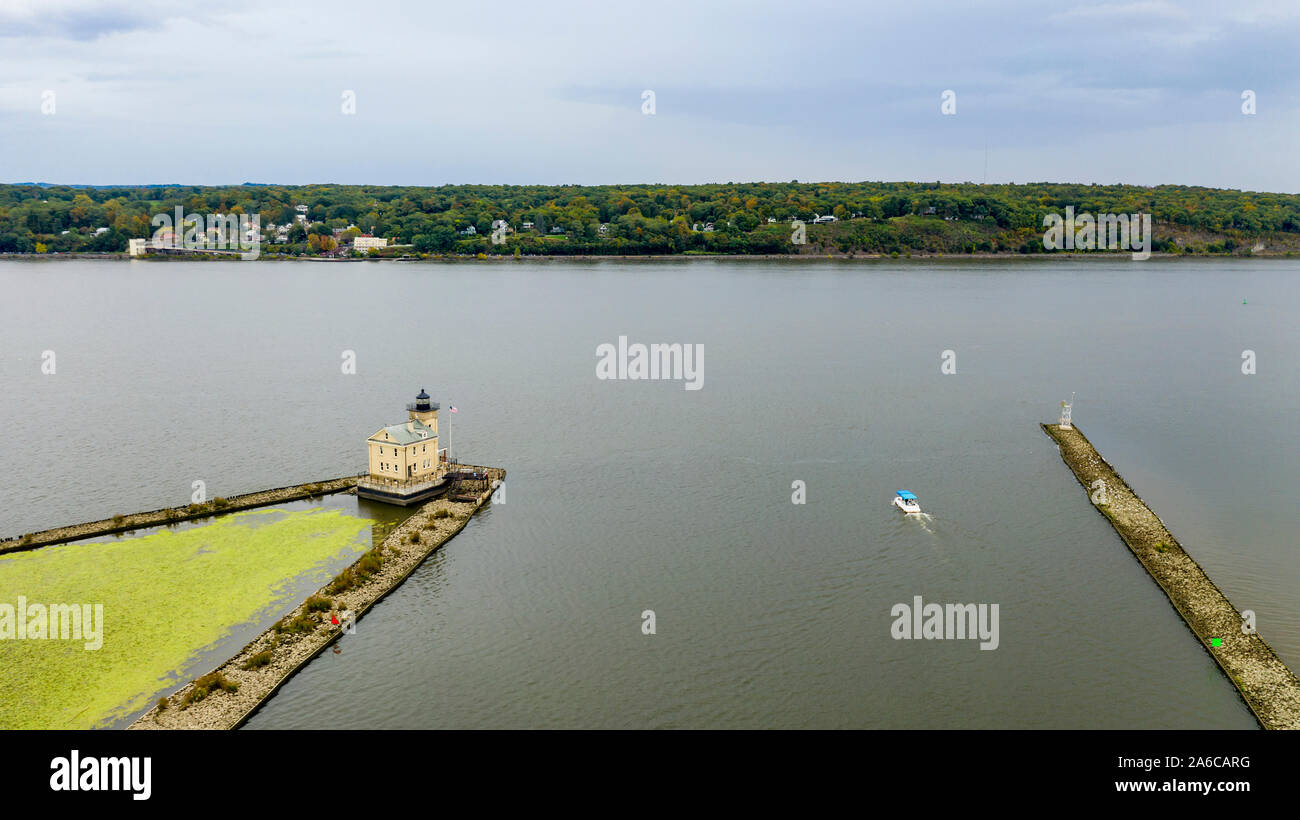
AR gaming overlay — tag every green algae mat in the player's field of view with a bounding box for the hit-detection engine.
[0,506,373,729]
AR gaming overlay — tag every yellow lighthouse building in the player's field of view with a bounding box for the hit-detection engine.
[356,388,452,505]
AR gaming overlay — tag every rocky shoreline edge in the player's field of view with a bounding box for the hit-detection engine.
[129,465,504,730]
[1041,423,1300,729]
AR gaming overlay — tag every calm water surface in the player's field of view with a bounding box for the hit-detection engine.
[3,257,1296,728]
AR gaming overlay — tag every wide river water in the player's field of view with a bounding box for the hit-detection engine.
[2,256,1296,728]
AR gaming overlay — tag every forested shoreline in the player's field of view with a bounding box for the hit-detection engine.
[3,180,1299,257]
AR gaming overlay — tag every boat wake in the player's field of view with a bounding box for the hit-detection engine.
[885,509,950,567]
[908,511,937,534]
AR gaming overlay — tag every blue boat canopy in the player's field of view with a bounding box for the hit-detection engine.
[896,490,917,500]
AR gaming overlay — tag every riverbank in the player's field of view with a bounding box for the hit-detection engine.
[3,250,1298,261]
[0,475,359,554]
[129,465,504,730]
[1041,422,1300,730]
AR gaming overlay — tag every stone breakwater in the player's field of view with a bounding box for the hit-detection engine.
[130,465,505,730]
[1041,423,1300,730]
[0,476,360,554]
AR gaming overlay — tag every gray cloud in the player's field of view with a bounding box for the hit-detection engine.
[1,0,1298,191]
[0,1,165,40]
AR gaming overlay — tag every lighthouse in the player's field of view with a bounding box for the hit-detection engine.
[358,388,450,506]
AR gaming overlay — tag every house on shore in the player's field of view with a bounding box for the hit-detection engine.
[353,234,388,252]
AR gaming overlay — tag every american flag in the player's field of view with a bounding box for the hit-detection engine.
[449,405,458,413]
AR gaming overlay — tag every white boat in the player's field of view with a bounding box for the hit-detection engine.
[892,490,921,514]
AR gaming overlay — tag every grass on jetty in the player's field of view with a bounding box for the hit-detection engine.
[325,546,390,594]
[241,650,273,671]
[181,672,239,707]
[0,506,374,729]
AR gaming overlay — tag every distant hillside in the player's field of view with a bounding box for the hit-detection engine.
[2,181,1298,256]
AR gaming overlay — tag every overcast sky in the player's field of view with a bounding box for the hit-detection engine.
[2,0,1297,191]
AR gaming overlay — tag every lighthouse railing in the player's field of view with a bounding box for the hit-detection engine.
[356,473,447,494]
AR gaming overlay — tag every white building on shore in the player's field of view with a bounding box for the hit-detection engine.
[354,235,389,251]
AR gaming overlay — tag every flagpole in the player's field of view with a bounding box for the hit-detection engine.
[442,401,459,464]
